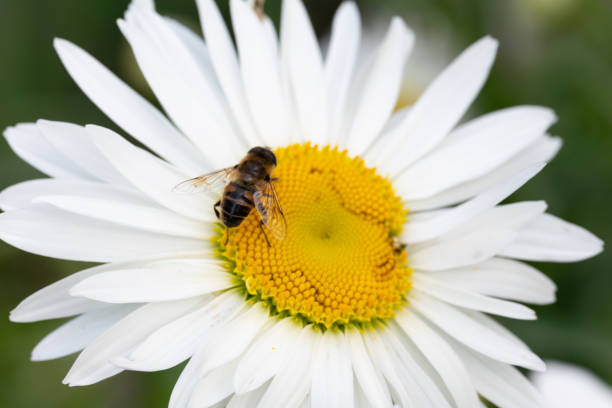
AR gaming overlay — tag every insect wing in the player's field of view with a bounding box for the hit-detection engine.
[172,167,236,193]
[253,181,287,240]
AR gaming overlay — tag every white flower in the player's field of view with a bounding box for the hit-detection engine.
[1,0,603,407]
[532,361,612,408]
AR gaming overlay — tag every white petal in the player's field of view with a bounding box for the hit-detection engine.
[470,311,533,350]
[9,261,151,322]
[363,330,413,408]
[170,344,208,407]
[195,0,261,146]
[367,36,498,176]
[394,106,556,199]
[257,326,316,408]
[36,120,128,185]
[53,38,205,174]
[394,310,479,408]
[280,0,328,144]
[198,303,269,376]
[428,257,556,305]
[120,3,244,168]
[325,2,361,145]
[227,384,268,408]
[113,290,242,372]
[234,318,300,394]
[70,262,232,303]
[533,361,612,408]
[346,18,414,156]
[64,297,205,386]
[87,124,215,222]
[500,213,603,262]
[412,273,536,320]
[409,292,545,371]
[406,135,561,211]
[31,305,139,361]
[0,204,206,262]
[164,17,216,83]
[402,163,545,243]
[230,0,288,146]
[35,194,213,238]
[408,201,547,271]
[189,358,241,408]
[382,326,453,407]
[4,123,89,179]
[455,344,545,408]
[311,330,353,408]
[346,328,393,408]
[226,385,268,408]
[0,178,147,212]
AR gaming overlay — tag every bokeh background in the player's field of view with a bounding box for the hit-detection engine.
[1,0,611,406]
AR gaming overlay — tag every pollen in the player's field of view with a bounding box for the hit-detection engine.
[216,144,411,329]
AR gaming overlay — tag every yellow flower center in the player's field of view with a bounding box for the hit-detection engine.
[215,144,411,329]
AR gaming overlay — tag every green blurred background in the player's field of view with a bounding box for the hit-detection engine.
[1,0,611,406]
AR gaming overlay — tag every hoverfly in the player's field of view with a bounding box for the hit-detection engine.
[173,146,286,246]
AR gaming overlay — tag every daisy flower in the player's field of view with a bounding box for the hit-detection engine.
[2,0,603,407]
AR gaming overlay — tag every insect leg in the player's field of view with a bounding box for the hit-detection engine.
[259,221,271,247]
[214,200,221,220]
[224,228,229,246]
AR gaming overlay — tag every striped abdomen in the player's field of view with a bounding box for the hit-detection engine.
[220,182,255,228]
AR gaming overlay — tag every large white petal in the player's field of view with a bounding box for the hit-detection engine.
[64,297,205,386]
[168,292,245,408]
[0,178,147,212]
[500,213,603,262]
[87,124,215,221]
[31,305,139,361]
[234,318,300,394]
[533,361,612,408]
[0,204,207,262]
[394,310,479,408]
[455,344,545,408]
[311,330,353,408]
[70,261,232,303]
[198,303,269,377]
[35,195,213,238]
[395,106,556,199]
[402,163,544,243]
[280,0,328,144]
[363,330,414,408]
[53,38,204,174]
[367,36,498,176]
[257,326,316,408]
[408,201,547,271]
[346,328,393,408]
[427,257,556,305]
[406,135,561,211]
[410,292,545,371]
[189,358,241,408]
[325,2,360,145]
[345,18,414,156]
[412,273,536,320]
[113,290,242,372]
[195,0,260,146]
[119,2,244,169]
[230,0,288,146]
[4,123,90,179]
[36,120,128,185]
[227,384,268,408]
[382,326,453,407]
[9,260,152,323]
